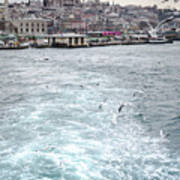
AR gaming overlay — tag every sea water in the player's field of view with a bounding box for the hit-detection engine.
[0,43,180,180]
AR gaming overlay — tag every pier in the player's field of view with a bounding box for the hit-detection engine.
[37,34,88,48]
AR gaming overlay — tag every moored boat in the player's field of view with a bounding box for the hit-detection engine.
[33,39,49,48]
[148,37,173,44]
[0,33,29,50]
[0,42,29,50]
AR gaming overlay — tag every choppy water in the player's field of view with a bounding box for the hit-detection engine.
[0,43,180,180]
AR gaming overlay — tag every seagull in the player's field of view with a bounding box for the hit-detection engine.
[118,104,125,113]
[59,161,63,168]
[98,98,108,110]
[160,129,170,138]
[44,57,49,61]
[98,102,104,110]
[111,113,119,125]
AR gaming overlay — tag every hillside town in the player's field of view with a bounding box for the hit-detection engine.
[0,0,180,48]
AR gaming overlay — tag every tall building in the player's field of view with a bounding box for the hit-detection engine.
[43,0,80,7]
[4,0,9,20]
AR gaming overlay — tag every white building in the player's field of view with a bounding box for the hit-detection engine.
[13,15,48,35]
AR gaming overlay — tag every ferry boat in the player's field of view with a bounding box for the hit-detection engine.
[0,42,29,50]
[163,28,180,41]
[148,37,173,44]
[0,33,29,50]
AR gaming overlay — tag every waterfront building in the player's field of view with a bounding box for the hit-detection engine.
[59,14,86,32]
[45,33,88,47]
[13,15,48,35]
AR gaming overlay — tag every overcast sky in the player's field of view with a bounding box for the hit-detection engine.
[102,0,180,9]
[1,0,180,9]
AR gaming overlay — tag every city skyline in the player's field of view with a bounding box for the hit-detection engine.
[0,0,180,9]
[103,0,180,9]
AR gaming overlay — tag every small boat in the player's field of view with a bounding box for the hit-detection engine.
[0,40,5,47]
[0,42,29,50]
[175,30,180,41]
[148,37,173,44]
[33,39,49,48]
